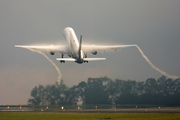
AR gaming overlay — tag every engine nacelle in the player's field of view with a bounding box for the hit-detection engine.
[49,51,55,55]
[92,51,97,55]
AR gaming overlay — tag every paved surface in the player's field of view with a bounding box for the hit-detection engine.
[1,107,180,113]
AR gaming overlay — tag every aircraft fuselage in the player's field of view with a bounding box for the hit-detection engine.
[63,27,84,63]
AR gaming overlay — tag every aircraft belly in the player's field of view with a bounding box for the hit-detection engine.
[70,41,79,58]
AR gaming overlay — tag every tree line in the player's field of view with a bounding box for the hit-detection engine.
[28,76,180,106]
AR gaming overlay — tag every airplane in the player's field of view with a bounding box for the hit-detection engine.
[15,27,136,64]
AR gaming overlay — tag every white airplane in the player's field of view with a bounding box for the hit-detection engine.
[15,27,136,64]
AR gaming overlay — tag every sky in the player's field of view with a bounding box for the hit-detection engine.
[0,0,180,105]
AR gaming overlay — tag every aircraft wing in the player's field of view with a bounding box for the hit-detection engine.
[82,44,136,54]
[15,45,68,54]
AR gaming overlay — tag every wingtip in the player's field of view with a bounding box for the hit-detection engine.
[15,45,22,48]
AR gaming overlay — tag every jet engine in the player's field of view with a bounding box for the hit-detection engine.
[92,51,97,55]
[49,51,55,55]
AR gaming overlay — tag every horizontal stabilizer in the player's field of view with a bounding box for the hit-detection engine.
[56,58,106,62]
[83,58,106,61]
[56,58,76,61]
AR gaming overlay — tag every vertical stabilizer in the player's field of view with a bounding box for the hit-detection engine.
[79,35,82,59]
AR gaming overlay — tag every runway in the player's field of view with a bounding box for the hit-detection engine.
[1,107,180,113]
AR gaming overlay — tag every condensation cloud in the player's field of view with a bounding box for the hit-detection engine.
[27,48,62,84]
[135,45,179,79]
[28,44,179,84]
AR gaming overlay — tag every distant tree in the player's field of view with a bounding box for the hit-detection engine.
[28,80,78,105]
[83,77,112,105]
[63,85,79,105]
[144,78,157,95]
[28,85,45,105]
[28,76,180,106]
[77,81,87,105]
[114,80,140,104]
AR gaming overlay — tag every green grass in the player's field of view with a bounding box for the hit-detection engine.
[0,112,180,120]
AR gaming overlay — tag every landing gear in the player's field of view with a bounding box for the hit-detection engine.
[60,60,65,63]
[84,54,88,63]
[60,54,65,63]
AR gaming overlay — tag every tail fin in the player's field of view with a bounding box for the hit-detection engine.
[79,34,82,58]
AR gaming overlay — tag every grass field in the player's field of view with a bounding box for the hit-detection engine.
[0,112,180,120]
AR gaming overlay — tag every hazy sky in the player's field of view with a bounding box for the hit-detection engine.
[0,0,180,105]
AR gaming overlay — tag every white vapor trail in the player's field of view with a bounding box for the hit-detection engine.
[25,44,179,84]
[135,45,179,79]
[27,48,62,84]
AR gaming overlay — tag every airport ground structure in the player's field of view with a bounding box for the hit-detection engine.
[1,105,180,113]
